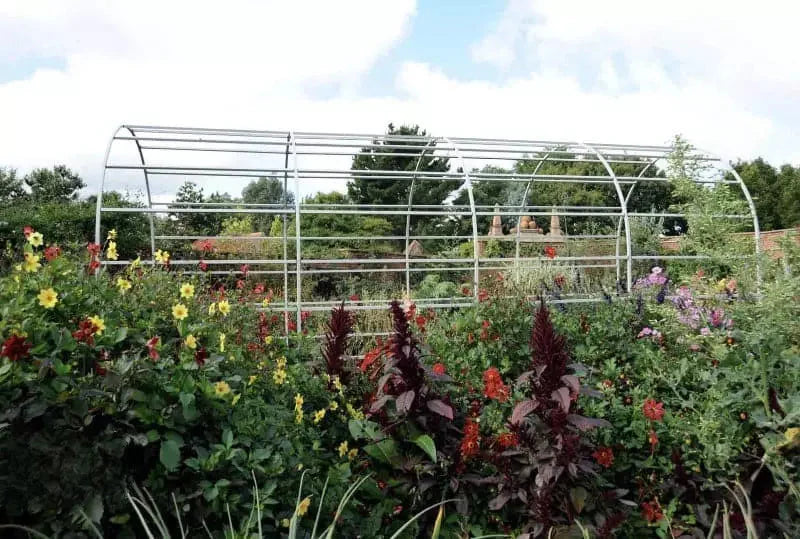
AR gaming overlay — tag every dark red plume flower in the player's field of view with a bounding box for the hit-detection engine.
[322,302,355,384]
[1,334,32,362]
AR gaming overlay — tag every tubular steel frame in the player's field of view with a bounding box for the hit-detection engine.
[96,126,761,334]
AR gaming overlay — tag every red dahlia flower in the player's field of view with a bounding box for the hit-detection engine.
[459,419,480,459]
[477,288,489,302]
[432,363,446,375]
[495,432,519,449]
[87,242,101,256]
[146,336,160,361]
[482,367,509,402]
[44,245,61,261]
[643,398,665,421]
[641,500,663,523]
[592,446,614,468]
[1,334,32,362]
[544,245,557,259]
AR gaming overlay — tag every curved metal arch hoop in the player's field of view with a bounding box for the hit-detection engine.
[404,138,441,297]
[441,136,480,298]
[694,148,762,289]
[95,125,126,248]
[577,141,633,292]
[126,127,157,254]
[614,158,659,283]
[514,151,553,264]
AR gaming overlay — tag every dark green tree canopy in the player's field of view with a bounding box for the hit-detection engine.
[0,167,26,203]
[731,158,800,231]
[23,165,85,202]
[242,176,294,206]
[348,124,460,233]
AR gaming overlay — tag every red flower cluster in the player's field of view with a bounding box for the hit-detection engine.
[197,239,214,252]
[495,431,519,450]
[554,274,566,288]
[544,245,557,259]
[432,362,446,375]
[146,336,160,361]
[199,259,209,272]
[461,286,472,296]
[360,338,389,375]
[641,500,663,523]
[72,319,101,345]
[482,367,509,402]
[477,288,490,302]
[349,294,360,302]
[1,334,32,362]
[592,446,614,468]
[44,245,61,261]
[415,315,427,332]
[460,419,480,460]
[86,242,101,274]
[239,264,250,277]
[643,399,665,421]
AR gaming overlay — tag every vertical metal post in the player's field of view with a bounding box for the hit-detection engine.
[290,132,302,333]
[283,134,291,338]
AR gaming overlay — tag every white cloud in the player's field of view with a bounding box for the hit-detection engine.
[0,0,798,205]
[0,0,417,195]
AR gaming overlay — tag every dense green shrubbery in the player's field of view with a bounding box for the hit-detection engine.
[1,227,798,538]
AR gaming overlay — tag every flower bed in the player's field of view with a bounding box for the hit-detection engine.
[1,229,798,537]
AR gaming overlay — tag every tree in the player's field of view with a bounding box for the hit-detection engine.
[24,165,85,202]
[731,158,800,231]
[242,177,294,232]
[347,124,459,234]
[168,181,232,236]
[0,167,26,203]
[242,176,294,206]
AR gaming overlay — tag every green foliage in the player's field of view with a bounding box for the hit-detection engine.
[0,167,26,203]
[23,165,85,202]
[731,158,800,231]
[348,123,459,235]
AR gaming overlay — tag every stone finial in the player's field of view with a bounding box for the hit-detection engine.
[488,203,504,237]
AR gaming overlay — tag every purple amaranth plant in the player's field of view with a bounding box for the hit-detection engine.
[321,301,355,384]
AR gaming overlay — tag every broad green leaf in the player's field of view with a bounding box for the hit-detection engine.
[159,439,181,472]
[413,434,437,463]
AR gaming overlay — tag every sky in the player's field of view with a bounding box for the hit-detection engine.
[1,0,798,200]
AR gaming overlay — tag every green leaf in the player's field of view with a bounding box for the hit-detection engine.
[363,439,399,465]
[413,434,437,463]
[114,327,128,343]
[223,428,233,448]
[570,487,588,514]
[85,494,104,523]
[159,439,181,472]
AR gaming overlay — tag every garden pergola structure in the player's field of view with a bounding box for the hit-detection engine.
[96,125,760,335]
